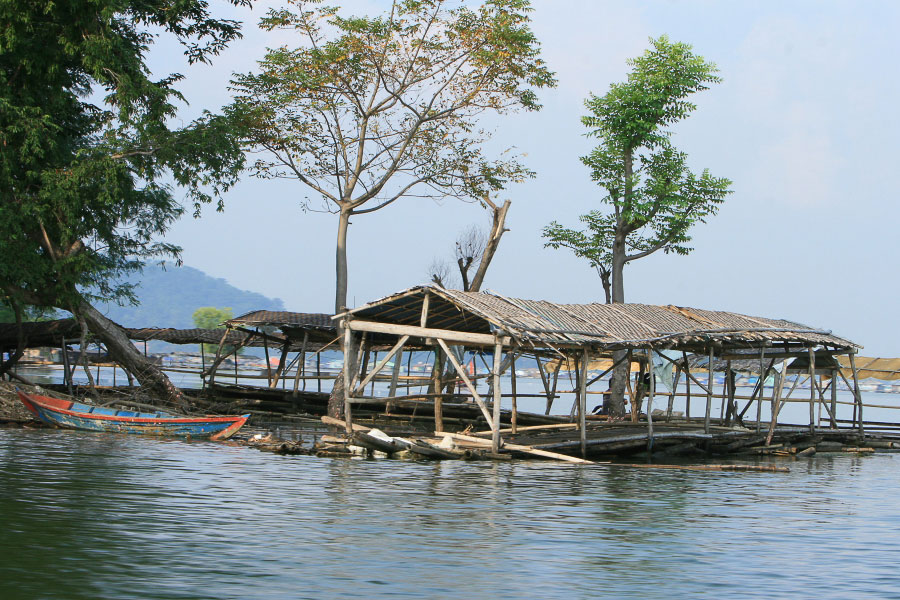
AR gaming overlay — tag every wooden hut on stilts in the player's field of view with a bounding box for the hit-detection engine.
[333,285,867,459]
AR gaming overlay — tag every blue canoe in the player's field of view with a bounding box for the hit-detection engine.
[17,390,249,440]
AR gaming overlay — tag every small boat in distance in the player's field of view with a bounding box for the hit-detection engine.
[16,389,249,441]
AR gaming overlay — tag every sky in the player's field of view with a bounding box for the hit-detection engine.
[151,0,899,355]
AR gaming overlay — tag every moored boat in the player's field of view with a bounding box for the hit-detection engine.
[16,390,249,440]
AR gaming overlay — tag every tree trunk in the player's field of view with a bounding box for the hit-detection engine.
[607,233,629,418]
[76,300,189,410]
[329,208,352,419]
[335,208,351,313]
[0,300,25,378]
[468,199,511,293]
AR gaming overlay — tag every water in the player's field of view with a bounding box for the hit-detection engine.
[2,430,900,599]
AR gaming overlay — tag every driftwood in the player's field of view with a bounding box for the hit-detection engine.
[444,432,595,464]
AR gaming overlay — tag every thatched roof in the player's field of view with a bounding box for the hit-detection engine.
[226,310,337,345]
[0,319,309,351]
[338,286,858,352]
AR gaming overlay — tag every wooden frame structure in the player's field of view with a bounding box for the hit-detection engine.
[334,285,865,455]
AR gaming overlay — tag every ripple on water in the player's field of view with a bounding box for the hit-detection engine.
[2,430,900,599]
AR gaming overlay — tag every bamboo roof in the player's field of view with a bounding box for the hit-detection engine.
[0,319,312,351]
[226,310,337,345]
[338,285,858,352]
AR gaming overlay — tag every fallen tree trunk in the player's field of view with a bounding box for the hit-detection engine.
[76,300,188,410]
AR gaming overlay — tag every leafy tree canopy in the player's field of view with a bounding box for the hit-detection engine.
[227,0,555,311]
[543,36,731,304]
[0,0,249,313]
[192,307,234,330]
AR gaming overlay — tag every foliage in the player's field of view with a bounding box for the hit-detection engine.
[0,299,60,323]
[192,307,235,330]
[227,0,555,311]
[193,306,237,355]
[0,0,248,313]
[542,36,731,303]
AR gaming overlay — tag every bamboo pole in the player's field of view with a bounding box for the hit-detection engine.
[342,320,354,433]
[261,327,272,387]
[355,335,410,395]
[666,365,682,422]
[511,353,518,435]
[849,351,864,437]
[808,347,817,434]
[491,339,503,454]
[579,348,588,458]
[765,360,789,446]
[292,331,308,397]
[830,368,838,429]
[436,338,495,429]
[446,432,594,464]
[705,346,714,434]
[684,352,691,419]
[755,347,764,433]
[647,350,655,453]
[207,328,230,388]
[270,341,290,388]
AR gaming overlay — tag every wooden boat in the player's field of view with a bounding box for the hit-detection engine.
[16,390,249,440]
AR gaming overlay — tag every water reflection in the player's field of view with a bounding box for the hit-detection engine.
[2,430,900,599]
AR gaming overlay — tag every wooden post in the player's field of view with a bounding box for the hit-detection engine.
[579,348,588,458]
[647,349,655,454]
[705,346,714,434]
[683,351,691,420]
[271,342,290,388]
[342,320,355,433]
[234,351,238,384]
[200,345,206,390]
[756,347,765,433]
[723,361,732,425]
[61,336,73,395]
[808,346,817,434]
[370,350,378,396]
[388,343,404,413]
[436,338,495,428]
[207,328,230,388]
[432,351,443,433]
[849,351,864,437]
[491,339,503,454]
[317,352,321,393]
[666,365,681,422]
[293,331,308,397]
[260,327,273,386]
[765,361,787,446]
[510,353,518,435]
[830,368,838,429]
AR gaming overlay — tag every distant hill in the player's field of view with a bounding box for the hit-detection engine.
[97,265,285,329]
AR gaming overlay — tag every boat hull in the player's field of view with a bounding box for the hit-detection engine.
[17,391,249,441]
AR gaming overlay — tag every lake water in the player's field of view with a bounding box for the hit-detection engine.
[2,428,900,599]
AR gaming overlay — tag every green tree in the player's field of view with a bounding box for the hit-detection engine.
[543,36,732,417]
[0,1,248,406]
[227,0,555,314]
[192,306,235,356]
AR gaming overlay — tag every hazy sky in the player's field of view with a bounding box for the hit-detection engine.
[151,1,899,354]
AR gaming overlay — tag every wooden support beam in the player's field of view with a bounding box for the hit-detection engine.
[511,353,518,435]
[849,351,864,437]
[647,349,655,453]
[445,432,594,464]
[579,348,588,458]
[705,346,714,434]
[436,338,495,430]
[342,321,354,433]
[491,339,503,454]
[354,335,410,395]
[292,331,308,397]
[346,319,507,347]
[808,346,817,434]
